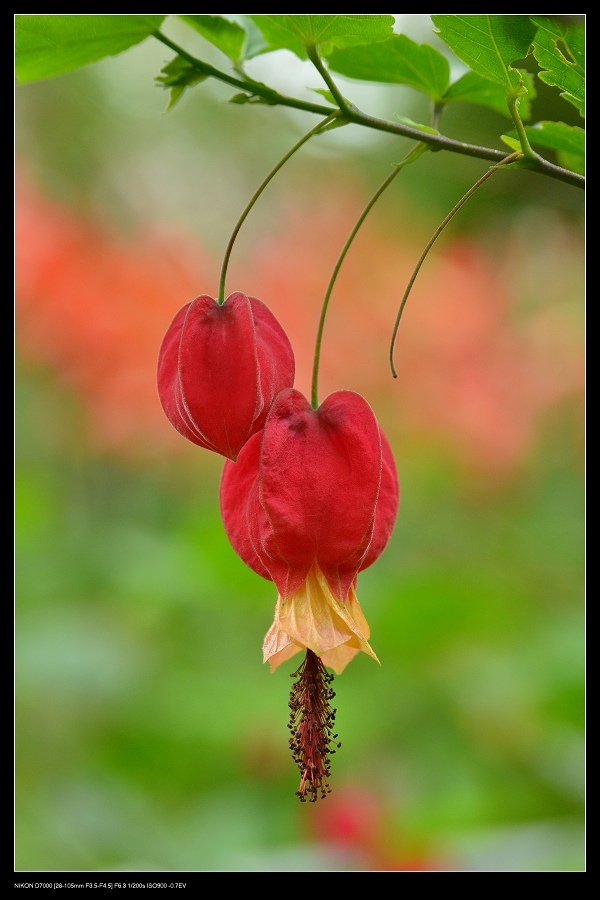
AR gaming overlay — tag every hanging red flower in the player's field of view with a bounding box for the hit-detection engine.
[220,387,399,800]
[157,292,295,460]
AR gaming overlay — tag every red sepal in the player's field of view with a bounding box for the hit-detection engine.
[157,292,294,460]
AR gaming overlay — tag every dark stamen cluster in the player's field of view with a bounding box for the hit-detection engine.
[288,649,341,802]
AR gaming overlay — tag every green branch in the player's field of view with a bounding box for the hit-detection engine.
[153,30,584,190]
[154,31,332,116]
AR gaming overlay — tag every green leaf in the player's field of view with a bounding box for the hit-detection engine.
[530,16,585,117]
[177,15,256,65]
[503,121,585,174]
[228,93,252,105]
[247,15,394,60]
[155,56,209,110]
[500,135,522,153]
[15,14,165,84]
[227,92,277,107]
[310,88,344,108]
[394,116,440,136]
[431,15,536,94]
[445,69,535,119]
[555,148,585,177]
[326,33,450,102]
[222,16,271,61]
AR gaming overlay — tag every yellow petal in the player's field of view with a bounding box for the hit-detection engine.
[262,613,294,660]
[262,565,379,674]
[320,643,362,672]
[262,615,303,671]
[265,640,305,672]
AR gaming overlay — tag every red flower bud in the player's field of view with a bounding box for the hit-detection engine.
[157,292,295,460]
[220,387,399,673]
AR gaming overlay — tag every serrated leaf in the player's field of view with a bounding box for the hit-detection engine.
[247,15,394,60]
[431,15,536,94]
[15,14,165,84]
[503,121,585,174]
[530,16,584,117]
[445,69,535,119]
[178,15,246,64]
[325,33,450,102]
[155,56,208,110]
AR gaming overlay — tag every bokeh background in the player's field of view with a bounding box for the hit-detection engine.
[15,15,585,872]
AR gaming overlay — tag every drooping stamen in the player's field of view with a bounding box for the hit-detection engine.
[288,649,341,802]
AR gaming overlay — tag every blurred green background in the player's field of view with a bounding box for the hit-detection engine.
[15,16,584,872]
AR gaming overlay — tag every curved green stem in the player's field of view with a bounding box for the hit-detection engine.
[311,143,428,409]
[218,112,339,304]
[508,94,537,162]
[389,151,522,377]
[307,45,352,115]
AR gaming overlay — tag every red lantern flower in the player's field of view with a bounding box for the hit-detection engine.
[220,387,399,800]
[157,292,295,460]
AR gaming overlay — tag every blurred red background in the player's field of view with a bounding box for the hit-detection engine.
[16,160,583,477]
